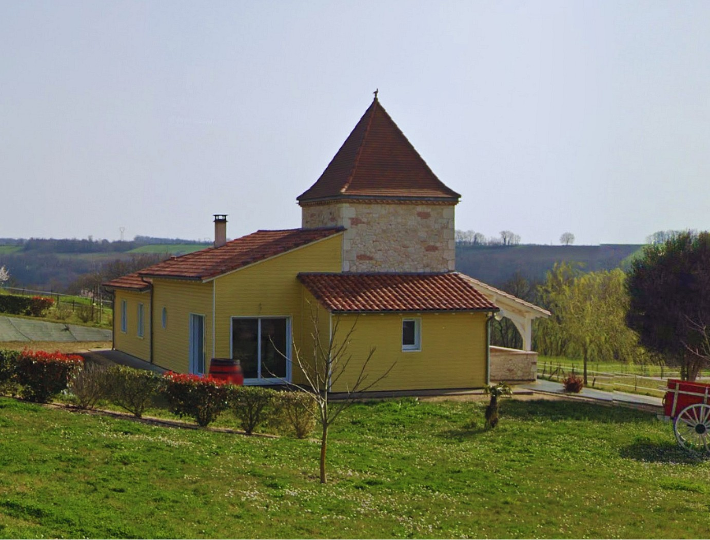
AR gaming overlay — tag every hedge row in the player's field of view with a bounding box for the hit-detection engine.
[0,350,317,437]
[0,295,54,317]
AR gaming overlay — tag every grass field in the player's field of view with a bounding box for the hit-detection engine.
[0,246,21,255]
[128,244,207,255]
[0,396,708,538]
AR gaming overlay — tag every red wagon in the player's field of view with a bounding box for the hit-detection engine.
[662,379,710,454]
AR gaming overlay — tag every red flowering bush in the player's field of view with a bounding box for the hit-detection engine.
[562,374,584,393]
[27,296,54,317]
[15,350,83,403]
[163,372,232,427]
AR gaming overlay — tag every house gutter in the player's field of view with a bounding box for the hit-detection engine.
[141,277,154,364]
[486,312,494,386]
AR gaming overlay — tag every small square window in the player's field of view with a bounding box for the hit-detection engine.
[402,318,421,351]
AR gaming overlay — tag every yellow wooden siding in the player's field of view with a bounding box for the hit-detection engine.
[297,289,333,386]
[327,312,489,392]
[213,234,342,381]
[152,279,213,372]
[113,290,151,362]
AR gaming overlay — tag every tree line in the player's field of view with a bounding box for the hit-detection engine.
[492,230,710,381]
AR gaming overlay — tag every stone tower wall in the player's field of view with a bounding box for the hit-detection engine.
[302,202,456,272]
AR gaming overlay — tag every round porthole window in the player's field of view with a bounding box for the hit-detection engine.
[162,307,168,329]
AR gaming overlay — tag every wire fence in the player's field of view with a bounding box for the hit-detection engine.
[538,359,710,399]
[1,286,113,326]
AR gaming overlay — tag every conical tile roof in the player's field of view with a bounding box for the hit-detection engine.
[297,98,460,204]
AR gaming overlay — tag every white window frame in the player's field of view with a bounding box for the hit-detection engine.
[230,316,292,385]
[402,318,421,352]
[137,303,145,338]
[120,300,127,333]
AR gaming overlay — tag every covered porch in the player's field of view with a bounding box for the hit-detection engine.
[461,275,551,383]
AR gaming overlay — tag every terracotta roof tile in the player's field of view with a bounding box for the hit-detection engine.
[298,272,498,313]
[100,228,343,285]
[297,98,460,203]
[103,273,152,291]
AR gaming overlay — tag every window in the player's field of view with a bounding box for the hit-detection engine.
[402,318,421,351]
[231,317,289,382]
[161,307,168,329]
[137,303,145,338]
[120,300,127,333]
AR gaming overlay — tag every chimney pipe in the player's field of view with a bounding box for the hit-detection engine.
[214,214,227,248]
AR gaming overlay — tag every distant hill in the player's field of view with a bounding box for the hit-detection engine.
[456,244,645,286]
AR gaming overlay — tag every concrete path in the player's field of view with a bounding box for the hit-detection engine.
[0,315,112,342]
[522,378,663,408]
[82,348,165,374]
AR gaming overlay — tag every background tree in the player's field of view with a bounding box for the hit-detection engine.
[0,266,9,287]
[627,231,710,380]
[499,231,521,246]
[560,232,575,246]
[536,263,645,381]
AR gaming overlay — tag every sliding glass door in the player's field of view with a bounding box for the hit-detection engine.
[231,317,290,384]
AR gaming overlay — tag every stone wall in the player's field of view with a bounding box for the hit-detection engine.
[302,201,456,272]
[489,346,537,382]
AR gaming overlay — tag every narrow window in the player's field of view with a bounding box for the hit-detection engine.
[137,303,145,338]
[120,300,127,333]
[402,318,421,351]
[161,307,167,329]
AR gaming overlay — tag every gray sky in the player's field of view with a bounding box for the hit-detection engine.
[1,1,709,245]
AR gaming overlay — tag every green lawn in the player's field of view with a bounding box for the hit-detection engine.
[0,246,21,255]
[0,397,708,538]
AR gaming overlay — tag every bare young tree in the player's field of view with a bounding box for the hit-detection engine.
[560,232,575,246]
[287,306,395,484]
[0,266,9,287]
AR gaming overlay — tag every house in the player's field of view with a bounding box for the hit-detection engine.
[104,96,548,391]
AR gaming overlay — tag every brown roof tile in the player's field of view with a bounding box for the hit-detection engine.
[297,98,461,203]
[136,228,343,281]
[298,272,498,313]
[103,273,152,291]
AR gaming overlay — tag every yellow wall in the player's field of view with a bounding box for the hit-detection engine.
[211,233,342,381]
[152,279,213,373]
[325,311,489,392]
[113,290,151,362]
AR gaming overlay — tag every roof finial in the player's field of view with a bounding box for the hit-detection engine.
[373,88,378,100]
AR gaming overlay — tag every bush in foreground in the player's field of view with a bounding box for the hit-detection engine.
[164,371,232,427]
[108,365,164,418]
[69,361,112,409]
[273,391,316,438]
[15,350,83,403]
[230,386,275,434]
[0,349,20,396]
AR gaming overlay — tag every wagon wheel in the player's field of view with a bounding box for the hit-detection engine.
[674,403,710,455]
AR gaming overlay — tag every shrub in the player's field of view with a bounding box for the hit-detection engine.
[27,296,54,317]
[163,372,232,427]
[76,304,94,323]
[107,365,164,418]
[0,349,20,396]
[563,374,584,393]
[15,350,83,403]
[273,391,316,438]
[69,361,112,409]
[230,386,275,434]
[0,294,32,316]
